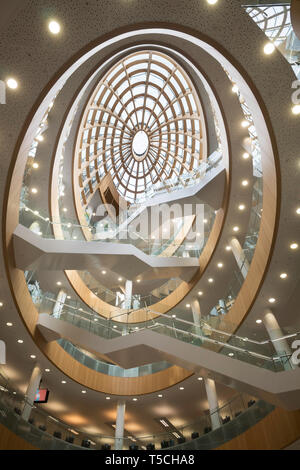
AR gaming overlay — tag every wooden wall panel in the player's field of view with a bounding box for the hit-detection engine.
[0,422,37,450]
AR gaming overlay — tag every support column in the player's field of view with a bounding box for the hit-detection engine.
[52,290,67,319]
[191,298,202,339]
[124,280,132,310]
[204,378,221,430]
[263,310,295,370]
[115,400,126,450]
[22,364,42,421]
[230,237,250,279]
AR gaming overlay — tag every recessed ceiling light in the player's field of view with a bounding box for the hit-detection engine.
[172,315,176,318]
[280,273,287,279]
[6,78,18,89]
[208,278,214,283]
[207,0,218,4]
[292,105,300,115]
[17,340,23,344]
[30,355,36,359]
[158,394,163,398]
[232,84,239,93]
[268,298,276,304]
[238,204,246,211]
[67,296,71,299]
[56,282,62,286]
[48,20,61,34]
[61,380,67,384]
[233,226,239,232]
[256,319,262,324]
[228,352,234,357]
[198,291,203,296]
[63,208,68,213]
[31,188,38,194]
[32,162,39,169]
[6,323,13,327]
[133,398,138,401]
[81,390,87,394]
[242,180,249,187]
[264,42,275,55]
[179,387,184,390]
[45,369,50,373]
[0,302,4,307]
[118,277,123,282]
[290,243,298,250]
[101,270,107,275]
[243,152,250,160]
[36,135,44,142]
[186,304,191,308]
[197,377,203,381]
[137,279,141,283]
[241,120,250,128]
[106,397,111,400]
[217,263,223,268]
[226,246,231,251]
[296,208,300,215]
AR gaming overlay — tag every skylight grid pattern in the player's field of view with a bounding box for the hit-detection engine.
[76,50,207,203]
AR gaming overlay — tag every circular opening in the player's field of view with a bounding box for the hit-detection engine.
[132,130,149,159]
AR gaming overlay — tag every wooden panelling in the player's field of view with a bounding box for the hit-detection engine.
[217,407,300,450]
[0,422,37,450]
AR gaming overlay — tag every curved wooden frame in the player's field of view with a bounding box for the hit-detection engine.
[3,24,280,394]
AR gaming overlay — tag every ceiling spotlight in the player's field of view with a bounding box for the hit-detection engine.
[36,135,44,142]
[296,208,300,215]
[158,394,163,398]
[30,355,36,359]
[268,298,276,304]
[292,105,300,116]
[197,377,203,381]
[106,397,111,400]
[101,270,107,275]
[81,390,87,394]
[32,162,39,169]
[118,277,123,282]
[264,42,275,55]
[198,291,203,296]
[242,180,249,187]
[186,304,191,308]
[208,278,214,283]
[61,380,67,384]
[217,263,223,268]
[172,315,176,318]
[6,323,13,327]
[0,302,3,307]
[256,319,262,324]
[232,84,239,94]
[6,78,18,89]
[179,387,184,390]
[238,204,246,211]
[31,188,38,194]
[228,352,234,357]
[133,398,138,401]
[226,246,231,251]
[45,369,50,373]
[56,282,62,286]
[280,273,287,279]
[241,120,250,128]
[48,20,61,35]
[17,339,23,344]
[63,208,68,213]
[242,152,250,160]
[233,226,239,232]
[137,279,141,283]
[207,0,218,4]
[290,243,298,250]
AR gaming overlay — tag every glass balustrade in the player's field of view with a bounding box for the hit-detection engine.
[0,371,273,451]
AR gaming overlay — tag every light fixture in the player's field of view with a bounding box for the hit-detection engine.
[158,394,163,398]
[61,380,67,384]
[67,296,71,299]
[137,279,141,283]
[264,42,275,55]
[256,319,262,324]
[30,355,36,359]
[179,387,184,390]
[207,0,218,4]
[172,315,176,318]
[186,304,191,308]
[101,270,107,275]
[106,397,111,400]
[118,277,123,282]
[233,226,239,232]
[0,302,3,307]
[268,298,276,304]
[292,105,300,116]
[56,282,62,286]
[232,84,239,94]
[217,263,223,268]
[290,243,298,250]
[243,152,250,160]
[6,78,18,89]
[242,180,249,187]
[280,273,287,279]
[228,352,234,357]
[208,278,214,283]
[31,188,38,194]
[133,398,138,401]
[48,20,61,34]
[32,162,39,169]
[198,291,203,296]
[238,204,246,211]
[45,369,50,373]
[241,120,250,128]
[296,208,300,215]
[81,390,87,394]
[6,323,13,327]
[226,246,231,251]
[197,377,203,381]
[63,208,68,213]
[17,340,23,344]
[36,135,44,142]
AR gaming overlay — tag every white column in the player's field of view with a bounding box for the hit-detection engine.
[204,378,221,430]
[263,310,295,370]
[115,400,126,450]
[191,298,202,338]
[230,237,250,279]
[22,364,42,421]
[124,281,132,310]
[52,290,67,318]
